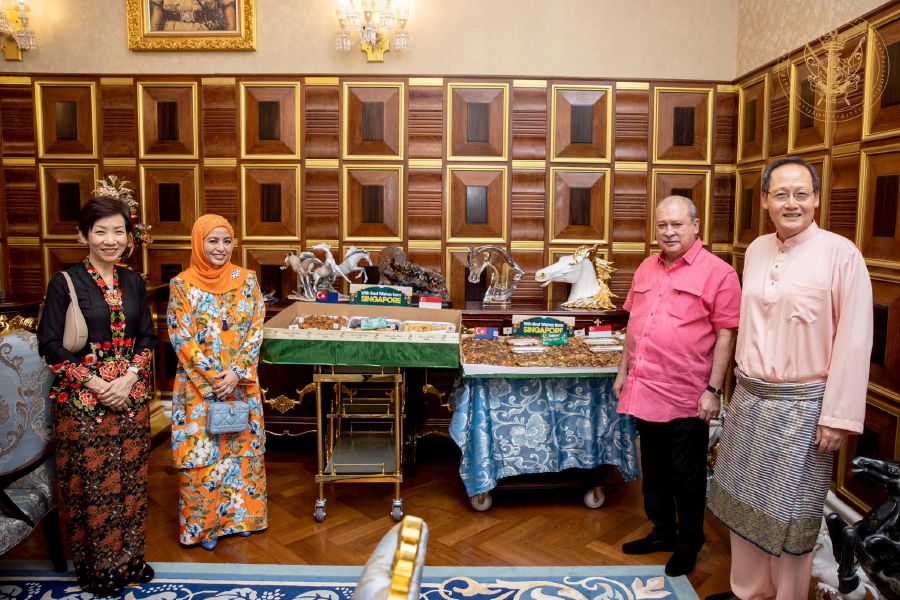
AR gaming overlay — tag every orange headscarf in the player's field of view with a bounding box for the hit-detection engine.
[179,214,249,294]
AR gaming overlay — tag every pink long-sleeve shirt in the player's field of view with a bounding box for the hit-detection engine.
[617,239,742,422]
[735,222,873,433]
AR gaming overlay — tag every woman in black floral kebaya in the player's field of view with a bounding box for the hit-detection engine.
[37,195,156,595]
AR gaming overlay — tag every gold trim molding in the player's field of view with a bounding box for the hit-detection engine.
[305,77,339,86]
[513,79,547,88]
[409,78,443,87]
[616,81,649,90]
[408,159,442,169]
[305,159,339,168]
[2,157,34,166]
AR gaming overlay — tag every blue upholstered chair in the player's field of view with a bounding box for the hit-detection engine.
[353,516,429,600]
[0,316,66,572]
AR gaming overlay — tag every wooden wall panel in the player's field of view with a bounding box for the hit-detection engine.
[510,249,545,309]
[612,170,648,243]
[614,89,649,162]
[304,85,339,159]
[511,87,547,160]
[609,251,645,301]
[202,167,239,224]
[408,86,443,159]
[711,172,735,244]
[767,74,788,157]
[828,154,860,242]
[2,167,39,237]
[100,84,137,157]
[201,84,237,158]
[715,92,737,164]
[303,168,339,241]
[9,245,43,296]
[510,170,545,242]
[0,86,35,156]
[407,168,442,240]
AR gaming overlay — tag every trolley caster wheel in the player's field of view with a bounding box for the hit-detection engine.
[470,492,493,512]
[391,499,403,522]
[583,487,605,509]
[313,500,327,522]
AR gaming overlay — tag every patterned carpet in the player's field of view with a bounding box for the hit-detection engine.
[0,561,700,599]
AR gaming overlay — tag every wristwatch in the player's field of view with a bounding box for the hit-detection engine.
[127,365,141,376]
[706,384,723,397]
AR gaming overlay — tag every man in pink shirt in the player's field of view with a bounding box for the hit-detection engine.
[614,195,741,577]
[706,157,873,600]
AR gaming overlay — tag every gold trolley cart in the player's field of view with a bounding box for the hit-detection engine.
[313,366,405,522]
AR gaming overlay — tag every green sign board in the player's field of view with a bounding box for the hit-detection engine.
[512,316,574,337]
[350,284,412,306]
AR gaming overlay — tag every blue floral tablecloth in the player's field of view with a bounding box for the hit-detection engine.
[449,376,639,497]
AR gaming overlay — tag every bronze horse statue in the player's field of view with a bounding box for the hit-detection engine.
[827,457,900,599]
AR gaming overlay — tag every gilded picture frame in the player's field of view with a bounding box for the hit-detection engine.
[126,0,256,51]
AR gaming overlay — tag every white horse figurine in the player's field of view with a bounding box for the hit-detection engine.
[310,242,347,290]
[281,251,323,299]
[535,244,617,310]
[336,246,371,283]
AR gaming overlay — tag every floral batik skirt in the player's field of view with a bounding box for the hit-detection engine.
[178,454,268,545]
[54,401,150,593]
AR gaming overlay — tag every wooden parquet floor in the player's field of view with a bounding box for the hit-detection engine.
[7,436,744,598]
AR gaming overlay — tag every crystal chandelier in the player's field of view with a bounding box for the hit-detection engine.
[335,0,410,63]
[0,0,35,61]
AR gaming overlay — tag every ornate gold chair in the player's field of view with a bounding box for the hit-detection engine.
[0,315,66,571]
[353,515,429,600]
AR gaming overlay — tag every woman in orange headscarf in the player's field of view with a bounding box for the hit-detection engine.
[167,215,267,550]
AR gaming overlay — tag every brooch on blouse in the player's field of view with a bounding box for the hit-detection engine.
[230,269,241,280]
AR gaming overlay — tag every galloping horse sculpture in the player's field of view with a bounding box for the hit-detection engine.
[336,246,372,283]
[534,244,617,310]
[281,251,323,299]
[466,245,525,307]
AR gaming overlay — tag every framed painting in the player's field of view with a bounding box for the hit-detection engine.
[126,0,256,51]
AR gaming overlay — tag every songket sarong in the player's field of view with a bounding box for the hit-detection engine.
[707,371,830,556]
[178,455,268,545]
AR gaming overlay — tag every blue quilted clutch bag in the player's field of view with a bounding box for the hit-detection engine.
[207,398,250,435]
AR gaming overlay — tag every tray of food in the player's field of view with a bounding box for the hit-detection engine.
[461,336,621,378]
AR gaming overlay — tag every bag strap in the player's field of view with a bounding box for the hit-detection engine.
[59,271,80,307]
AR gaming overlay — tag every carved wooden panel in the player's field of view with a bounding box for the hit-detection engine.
[243,245,301,302]
[6,244,42,296]
[711,172,736,244]
[831,29,866,146]
[789,59,828,153]
[763,155,827,234]
[342,165,403,242]
[145,245,191,286]
[447,83,508,161]
[242,165,300,240]
[715,92,737,164]
[446,166,507,243]
[512,87,547,160]
[836,391,899,512]
[100,83,137,157]
[202,83,238,158]
[865,16,900,141]
[43,244,86,285]
[735,165,763,246]
[510,170,546,242]
[241,83,300,159]
[343,82,403,160]
[408,86,443,159]
[651,169,710,244]
[140,165,198,239]
[768,69,789,157]
[446,249,470,310]
[859,149,900,268]
[35,82,97,158]
[551,85,611,162]
[3,167,39,237]
[303,168,339,241]
[738,75,767,163]
[0,86,36,156]
[510,249,546,309]
[406,248,443,276]
[609,251,645,307]
[870,278,900,394]
[407,168,442,240]
[202,167,239,225]
[304,85,339,159]
[138,82,198,158]
[829,154,861,241]
[550,168,609,243]
[612,170,649,243]
[654,87,712,164]
[40,164,99,239]
[615,89,649,162]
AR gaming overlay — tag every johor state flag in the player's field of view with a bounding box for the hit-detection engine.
[315,290,339,303]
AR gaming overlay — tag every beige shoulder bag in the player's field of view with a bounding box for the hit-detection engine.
[60,272,88,353]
